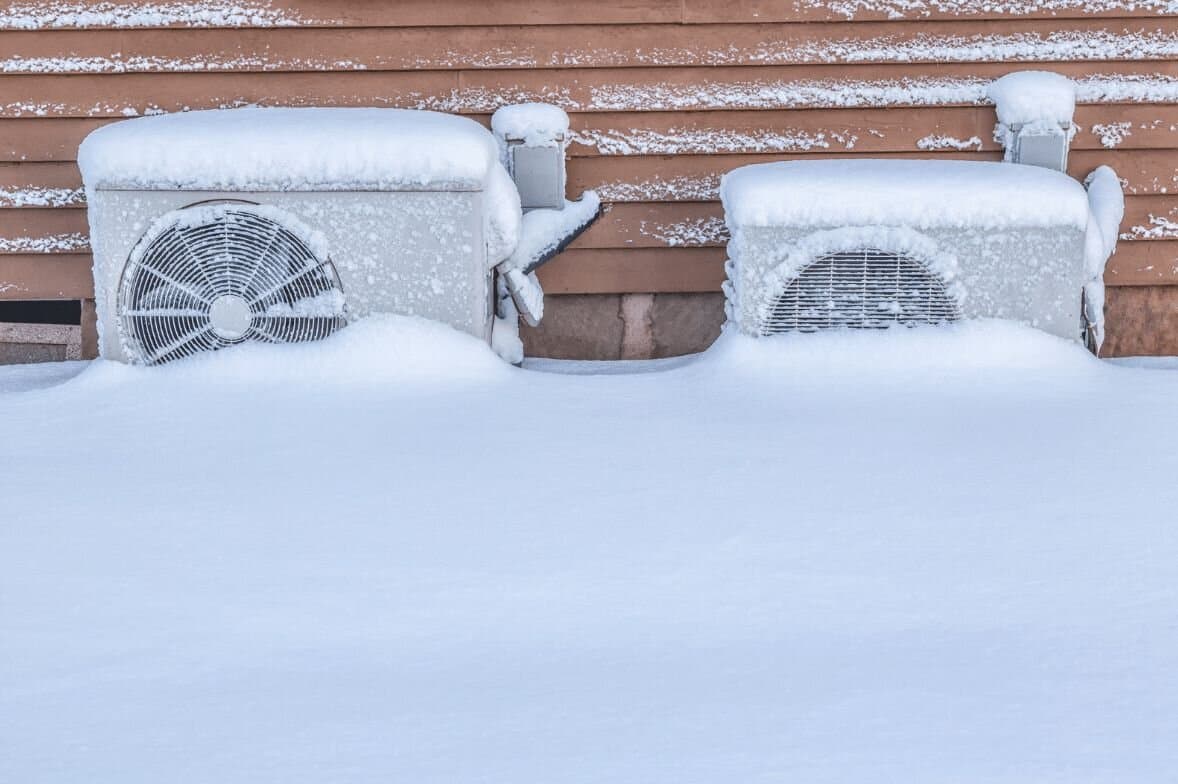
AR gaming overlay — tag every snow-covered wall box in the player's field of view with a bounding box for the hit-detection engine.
[987,71,1078,172]
[0,0,1176,359]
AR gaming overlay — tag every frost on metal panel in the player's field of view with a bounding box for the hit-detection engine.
[87,191,493,361]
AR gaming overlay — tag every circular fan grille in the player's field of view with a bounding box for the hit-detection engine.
[118,205,347,365]
[763,248,960,335]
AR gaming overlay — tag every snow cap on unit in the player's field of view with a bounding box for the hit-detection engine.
[78,107,504,191]
[490,103,570,147]
[720,159,1090,230]
[986,71,1077,127]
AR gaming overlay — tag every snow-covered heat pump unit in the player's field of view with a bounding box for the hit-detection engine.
[78,107,599,365]
[720,159,1119,346]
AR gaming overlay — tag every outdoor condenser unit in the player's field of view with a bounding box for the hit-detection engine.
[78,106,597,365]
[720,71,1121,349]
[719,159,1106,343]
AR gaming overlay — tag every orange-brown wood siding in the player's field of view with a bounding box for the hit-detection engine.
[1,0,1176,355]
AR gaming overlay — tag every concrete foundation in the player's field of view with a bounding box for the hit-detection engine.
[522,293,724,360]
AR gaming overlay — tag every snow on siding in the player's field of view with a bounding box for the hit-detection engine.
[3,29,1175,73]
[571,128,857,155]
[0,1,304,29]
[588,75,1178,113]
[758,29,1178,64]
[916,134,984,151]
[593,176,721,203]
[0,55,367,74]
[813,0,1178,18]
[0,233,89,253]
[4,75,1177,118]
[1121,215,1178,240]
[0,187,86,208]
[641,217,729,247]
[1092,122,1135,148]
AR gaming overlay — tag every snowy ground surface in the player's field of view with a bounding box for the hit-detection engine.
[3,316,1177,783]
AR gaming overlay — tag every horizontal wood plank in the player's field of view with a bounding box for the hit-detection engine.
[0,253,92,298]
[538,248,726,293]
[3,61,1176,118]
[2,20,1175,73]
[0,1,684,30]
[567,106,1178,156]
[4,106,1178,164]
[682,0,1178,23]
[2,0,1172,29]
[567,151,1178,201]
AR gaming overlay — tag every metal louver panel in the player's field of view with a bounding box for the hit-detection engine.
[118,205,347,365]
[763,248,960,335]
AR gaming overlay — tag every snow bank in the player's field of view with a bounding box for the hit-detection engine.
[490,102,569,147]
[720,159,1089,229]
[75,315,512,389]
[985,71,1077,126]
[78,108,503,191]
[705,319,1097,378]
[10,319,1178,784]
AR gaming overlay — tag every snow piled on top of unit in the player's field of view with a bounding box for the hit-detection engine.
[985,71,1077,126]
[78,108,503,191]
[720,159,1089,230]
[490,103,570,147]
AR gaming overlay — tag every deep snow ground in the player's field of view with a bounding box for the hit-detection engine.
[2,317,1177,783]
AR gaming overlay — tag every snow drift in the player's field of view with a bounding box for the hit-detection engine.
[3,319,1178,783]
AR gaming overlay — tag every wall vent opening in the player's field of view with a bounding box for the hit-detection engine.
[763,248,960,335]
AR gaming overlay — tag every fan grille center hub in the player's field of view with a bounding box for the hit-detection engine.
[209,294,252,340]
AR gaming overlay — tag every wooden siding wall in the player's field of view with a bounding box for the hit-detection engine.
[1,0,1176,356]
